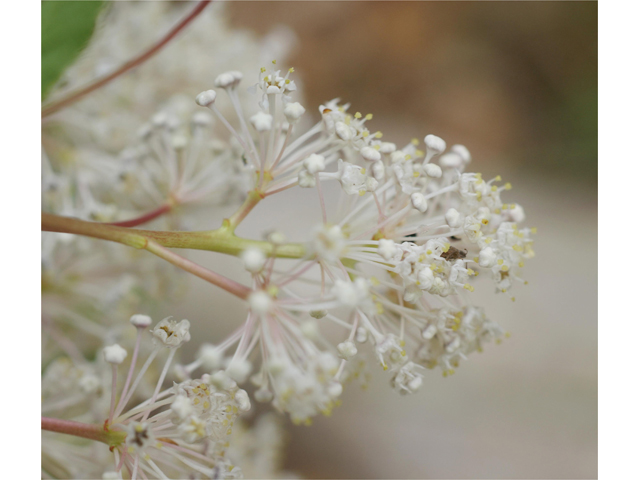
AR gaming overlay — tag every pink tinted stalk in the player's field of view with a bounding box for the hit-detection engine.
[115,329,143,415]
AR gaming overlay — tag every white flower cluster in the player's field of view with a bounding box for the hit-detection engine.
[179,63,536,420]
[42,7,537,472]
[41,314,267,480]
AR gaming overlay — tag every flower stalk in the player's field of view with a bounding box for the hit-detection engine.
[41,417,126,447]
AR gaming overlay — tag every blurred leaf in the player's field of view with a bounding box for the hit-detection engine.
[41,1,105,100]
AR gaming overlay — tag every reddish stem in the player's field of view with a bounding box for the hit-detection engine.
[41,417,124,445]
[41,0,212,118]
[107,203,172,228]
[145,240,251,299]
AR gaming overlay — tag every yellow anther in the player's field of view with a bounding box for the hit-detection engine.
[501,288,507,293]
[494,208,501,214]
[442,371,448,378]
[415,149,425,157]
[203,401,210,409]
[370,276,380,286]
[491,185,498,192]
[496,338,503,345]
[524,280,529,285]
[358,189,366,197]
[497,259,504,265]
[228,465,234,472]
[405,154,412,161]
[512,245,523,252]
[518,261,524,268]
[374,144,381,150]
[362,130,369,138]
[451,325,458,331]
[288,67,295,73]
[413,171,420,178]
[365,113,373,120]
[476,192,482,200]
[443,243,451,252]
[401,350,407,357]
[501,265,509,272]
[485,237,492,244]
[375,131,383,138]
[504,182,512,190]
[285,79,290,84]
[495,175,502,181]
[473,256,479,263]
[227,428,232,435]
[502,204,508,210]
[482,219,489,225]
[511,296,516,302]
[354,112,362,119]
[376,303,384,314]
[382,363,388,371]
[193,397,200,405]
[263,76,269,82]
[467,268,474,275]
[272,59,277,64]
[411,138,419,146]
[464,284,475,292]
[400,340,406,347]
[531,227,538,234]
[505,331,511,338]
[426,250,433,255]
[260,67,266,73]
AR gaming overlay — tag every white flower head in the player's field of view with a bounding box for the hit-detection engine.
[241,247,267,273]
[249,111,273,132]
[151,317,191,348]
[103,344,127,364]
[195,89,217,107]
[284,101,305,124]
[129,314,152,329]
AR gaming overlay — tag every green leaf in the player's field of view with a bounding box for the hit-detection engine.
[41,1,105,100]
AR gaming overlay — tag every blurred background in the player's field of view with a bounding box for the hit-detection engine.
[47,1,598,478]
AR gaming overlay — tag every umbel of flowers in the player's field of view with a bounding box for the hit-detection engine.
[42,62,536,479]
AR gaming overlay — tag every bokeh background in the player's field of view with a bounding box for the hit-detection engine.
[50,1,598,478]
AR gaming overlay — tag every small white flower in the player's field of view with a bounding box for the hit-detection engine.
[151,318,191,348]
[103,344,127,364]
[445,208,463,228]
[241,248,267,273]
[410,192,428,213]
[129,314,152,329]
[197,343,224,370]
[226,358,252,384]
[424,163,442,178]
[303,153,326,174]
[249,111,273,132]
[248,290,273,315]
[378,238,399,261]
[337,341,358,359]
[284,102,305,124]
[195,89,217,107]
[360,146,381,162]
[298,169,316,188]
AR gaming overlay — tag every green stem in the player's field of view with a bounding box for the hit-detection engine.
[42,213,306,259]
